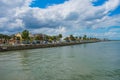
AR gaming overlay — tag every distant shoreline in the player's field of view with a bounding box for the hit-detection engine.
[0,40,101,52]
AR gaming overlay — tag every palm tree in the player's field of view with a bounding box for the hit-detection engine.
[58,34,62,42]
[34,35,40,44]
[64,37,70,42]
[70,35,75,41]
[83,35,87,40]
[52,36,57,43]
[0,34,10,44]
[48,36,53,43]
[21,30,30,44]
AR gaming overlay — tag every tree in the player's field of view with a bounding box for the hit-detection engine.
[44,35,49,41]
[79,36,82,39]
[16,36,20,40]
[64,37,69,42]
[70,35,75,41]
[0,34,10,40]
[53,36,57,43]
[48,36,53,43]
[21,30,29,41]
[83,35,87,40]
[10,34,16,40]
[58,34,62,38]
[58,34,62,41]
[0,34,10,44]
[52,36,56,40]
[35,35,40,40]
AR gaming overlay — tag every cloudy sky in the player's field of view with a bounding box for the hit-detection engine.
[0,0,120,40]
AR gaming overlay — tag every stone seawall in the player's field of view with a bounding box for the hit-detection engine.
[0,40,100,52]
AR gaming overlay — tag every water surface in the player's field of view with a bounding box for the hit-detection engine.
[0,41,120,80]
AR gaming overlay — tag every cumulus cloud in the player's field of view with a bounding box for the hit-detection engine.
[0,0,32,32]
[0,0,120,39]
[95,30,120,39]
[24,0,120,29]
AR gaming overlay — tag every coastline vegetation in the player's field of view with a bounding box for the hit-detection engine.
[0,30,107,51]
[0,30,101,46]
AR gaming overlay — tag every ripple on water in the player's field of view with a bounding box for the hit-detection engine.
[0,41,120,80]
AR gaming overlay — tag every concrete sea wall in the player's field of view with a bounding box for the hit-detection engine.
[0,40,100,52]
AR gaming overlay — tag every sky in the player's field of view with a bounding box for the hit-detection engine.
[0,0,120,40]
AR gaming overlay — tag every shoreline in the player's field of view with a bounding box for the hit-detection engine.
[0,40,100,52]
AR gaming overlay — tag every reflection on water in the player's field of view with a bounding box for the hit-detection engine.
[0,41,120,80]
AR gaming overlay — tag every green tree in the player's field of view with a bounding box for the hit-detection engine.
[21,30,29,41]
[0,34,10,40]
[0,34,10,44]
[10,34,16,40]
[58,34,62,41]
[83,35,87,40]
[64,37,69,42]
[48,36,53,43]
[53,36,57,42]
[58,34,62,38]
[35,35,40,40]
[79,36,82,39]
[44,35,49,41]
[70,35,75,41]
[16,36,20,40]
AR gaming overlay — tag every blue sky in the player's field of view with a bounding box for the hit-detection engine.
[92,0,108,6]
[30,0,120,16]
[0,0,120,40]
[30,0,68,8]
[109,5,120,16]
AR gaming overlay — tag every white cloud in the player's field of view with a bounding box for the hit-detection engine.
[30,26,66,35]
[88,28,120,39]
[109,28,120,32]
[103,0,120,11]
[0,0,120,39]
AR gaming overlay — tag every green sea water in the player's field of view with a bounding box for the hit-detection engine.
[0,41,120,80]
